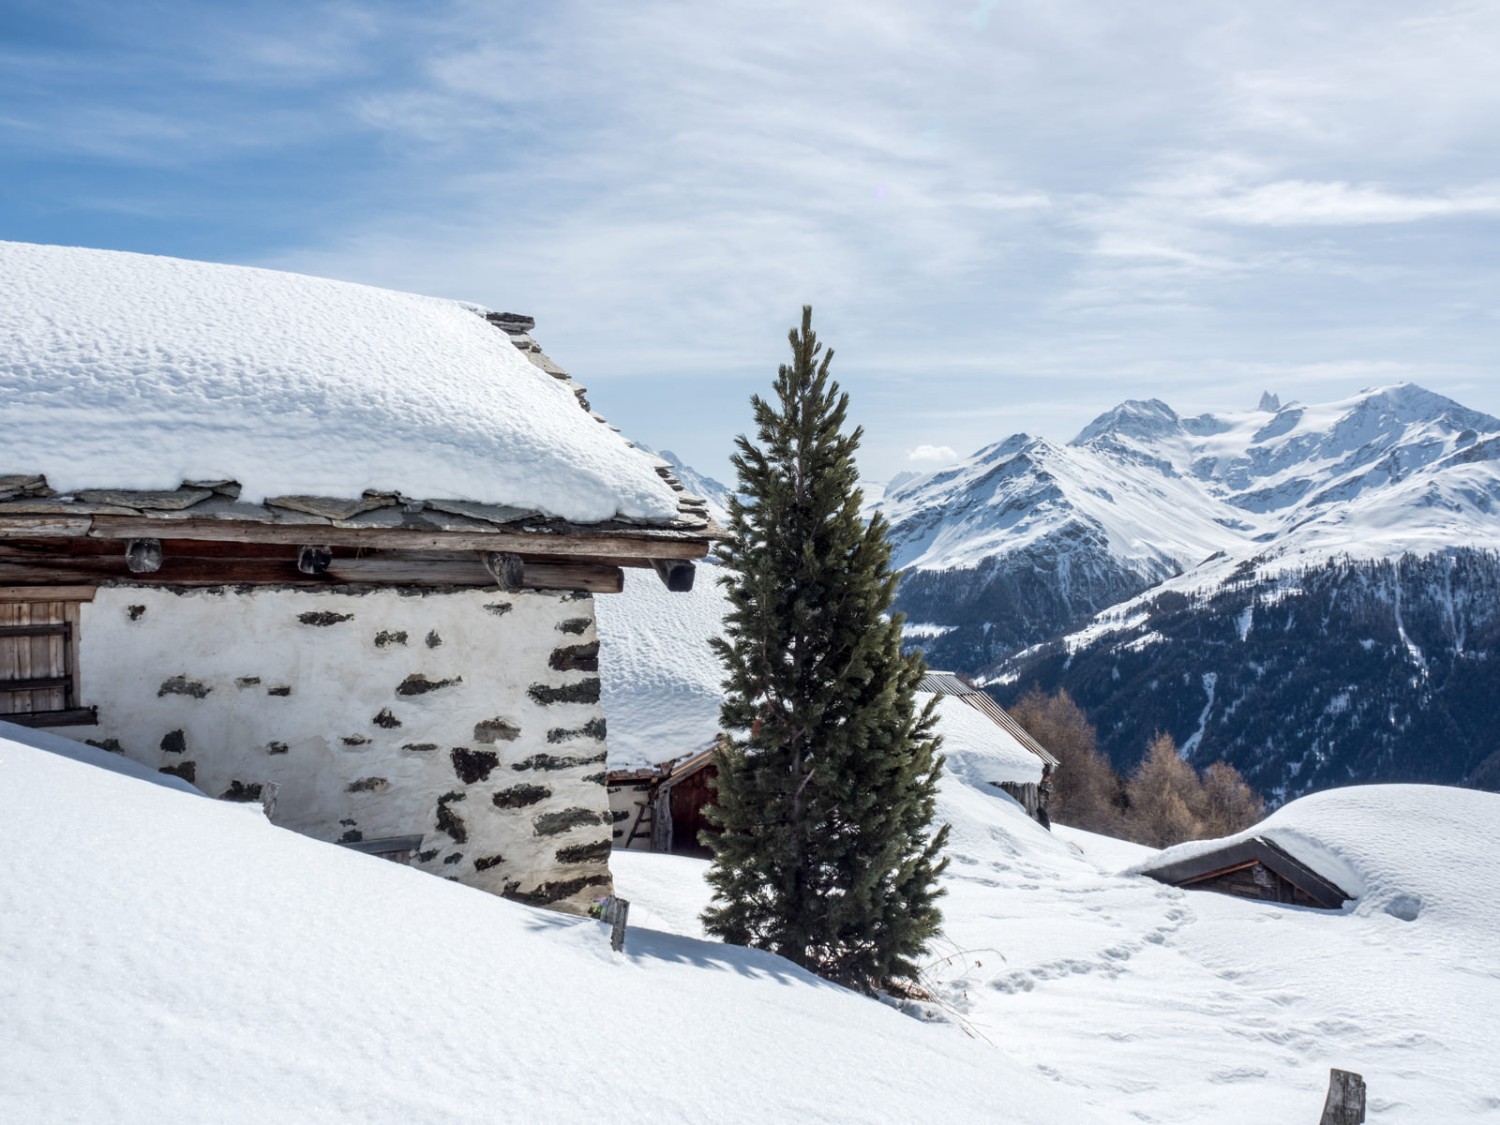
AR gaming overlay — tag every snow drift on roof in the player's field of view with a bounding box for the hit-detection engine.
[0,241,680,524]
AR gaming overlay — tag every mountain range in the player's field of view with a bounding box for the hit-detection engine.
[870,384,1500,800]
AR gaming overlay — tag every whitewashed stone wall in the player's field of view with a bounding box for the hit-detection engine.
[55,584,616,913]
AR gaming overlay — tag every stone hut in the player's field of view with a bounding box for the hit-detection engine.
[0,241,716,913]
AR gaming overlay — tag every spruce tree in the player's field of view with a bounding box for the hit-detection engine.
[702,306,949,992]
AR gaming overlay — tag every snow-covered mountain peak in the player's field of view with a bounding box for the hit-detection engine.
[879,383,1500,674]
[1072,398,1182,446]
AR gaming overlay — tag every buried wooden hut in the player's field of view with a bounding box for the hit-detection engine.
[605,670,1063,854]
[0,241,717,913]
[1137,835,1352,910]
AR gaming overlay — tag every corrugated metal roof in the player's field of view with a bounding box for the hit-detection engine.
[919,670,1060,769]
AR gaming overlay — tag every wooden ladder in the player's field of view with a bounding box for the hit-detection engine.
[625,797,655,848]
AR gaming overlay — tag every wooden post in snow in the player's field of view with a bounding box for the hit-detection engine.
[1319,1069,1366,1124]
[601,896,630,953]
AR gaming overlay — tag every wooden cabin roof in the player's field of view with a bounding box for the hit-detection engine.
[1137,835,1352,911]
[918,672,1061,769]
[0,245,717,593]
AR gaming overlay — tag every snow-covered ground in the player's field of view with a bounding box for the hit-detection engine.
[6,710,1498,1121]
[619,773,1500,1123]
[0,721,1094,1125]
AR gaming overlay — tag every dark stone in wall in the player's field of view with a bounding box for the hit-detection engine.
[267,741,289,755]
[492,783,551,809]
[402,742,437,752]
[474,854,506,872]
[546,717,607,744]
[483,602,513,617]
[425,630,443,648]
[298,611,354,627]
[221,780,263,802]
[347,777,389,793]
[610,809,631,823]
[533,807,609,836]
[236,676,262,688]
[158,675,210,699]
[528,678,600,706]
[555,839,612,865]
[436,791,467,843]
[549,642,599,673]
[86,738,123,753]
[451,747,500,784]
[504,874,610,907]
[513,750,607,772]
[341,828,363,843]
[127,605,146,621]
[374,630,408,648]
[556,617,591,635]
[160,729,186,755]
[443,852,464,865]
[473,717,520,744]
[159,761,196,783]
[582,771,607,785]
[397,673,462,696]
[341,735,370,747]
[416,849,439,863]
[266,685,292,697]
[373,708,402,728]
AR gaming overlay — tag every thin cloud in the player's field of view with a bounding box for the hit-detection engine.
[1203,181,1500,226]
[908,445,958,464]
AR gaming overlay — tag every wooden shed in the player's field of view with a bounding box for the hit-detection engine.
[1138,835,1352,910]
[609,744,720,856]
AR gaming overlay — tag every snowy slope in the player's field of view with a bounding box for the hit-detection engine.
[0,722,1096,1125]
[596,563,730,771]
[0,241,678,523]
[618,767,1500,1124]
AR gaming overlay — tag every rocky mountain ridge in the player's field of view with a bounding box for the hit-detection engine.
[876,383,1500,675]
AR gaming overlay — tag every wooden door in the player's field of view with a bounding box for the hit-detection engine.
[0,591,88,723]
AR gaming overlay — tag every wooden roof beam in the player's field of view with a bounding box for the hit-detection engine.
[72,516,709,560]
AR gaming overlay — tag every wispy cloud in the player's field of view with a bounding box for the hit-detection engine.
[6,0,1500,477]
[908,445,958,464]
[1201,180,1500,226]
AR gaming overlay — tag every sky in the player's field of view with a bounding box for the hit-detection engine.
[4,0,1499,482]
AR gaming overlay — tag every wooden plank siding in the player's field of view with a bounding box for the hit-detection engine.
[0,600,69,715]
[0,591,93,726]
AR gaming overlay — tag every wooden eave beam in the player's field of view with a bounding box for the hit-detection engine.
[66,516,710,560]
[0,549,624,594]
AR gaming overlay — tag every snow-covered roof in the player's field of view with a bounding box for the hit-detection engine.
[924,692,1044,788]
[919,671,1059,768]
[0,241,691,527]
[1127,784,1499,928]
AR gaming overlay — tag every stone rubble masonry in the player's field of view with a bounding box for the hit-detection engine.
[55,585,615,913]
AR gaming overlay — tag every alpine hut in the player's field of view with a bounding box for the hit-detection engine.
[0,241,717,913]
